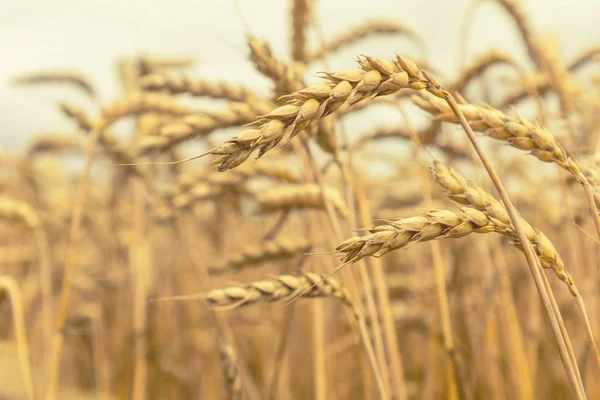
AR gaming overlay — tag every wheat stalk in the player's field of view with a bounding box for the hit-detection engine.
[417,70,585,398]
[292,0,311,62]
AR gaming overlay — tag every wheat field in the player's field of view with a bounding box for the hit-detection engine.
[2,0,600,399]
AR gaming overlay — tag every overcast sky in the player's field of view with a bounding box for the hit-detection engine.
[1,0,598,151]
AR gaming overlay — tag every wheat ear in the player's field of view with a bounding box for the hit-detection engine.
[207,238,311,275]
[204,54,435,171]
[305,20,421,63]
[248,37,305,96]
[13,70,97,98]
[137,101,272,155]
[140,73,261,102]
[25,135,81,158]
[255,184,350,218]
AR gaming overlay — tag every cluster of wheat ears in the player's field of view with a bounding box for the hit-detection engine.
[3,0,600,399]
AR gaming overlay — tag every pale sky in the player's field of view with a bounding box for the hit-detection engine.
[1,0,598,150]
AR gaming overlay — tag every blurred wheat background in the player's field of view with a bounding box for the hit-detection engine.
[1,0,600,399]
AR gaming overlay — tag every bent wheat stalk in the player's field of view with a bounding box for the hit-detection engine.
[0,276,34,400]
[436,88,586,398]
[452,49,518,94]
[495,0,572,115]
[0,196,53,382]
[498,42,597,107]
[413,92,600,241]
[47,91,200,399]
[432,161,600,378]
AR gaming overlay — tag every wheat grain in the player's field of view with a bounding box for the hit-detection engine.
[413,91,600,239]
